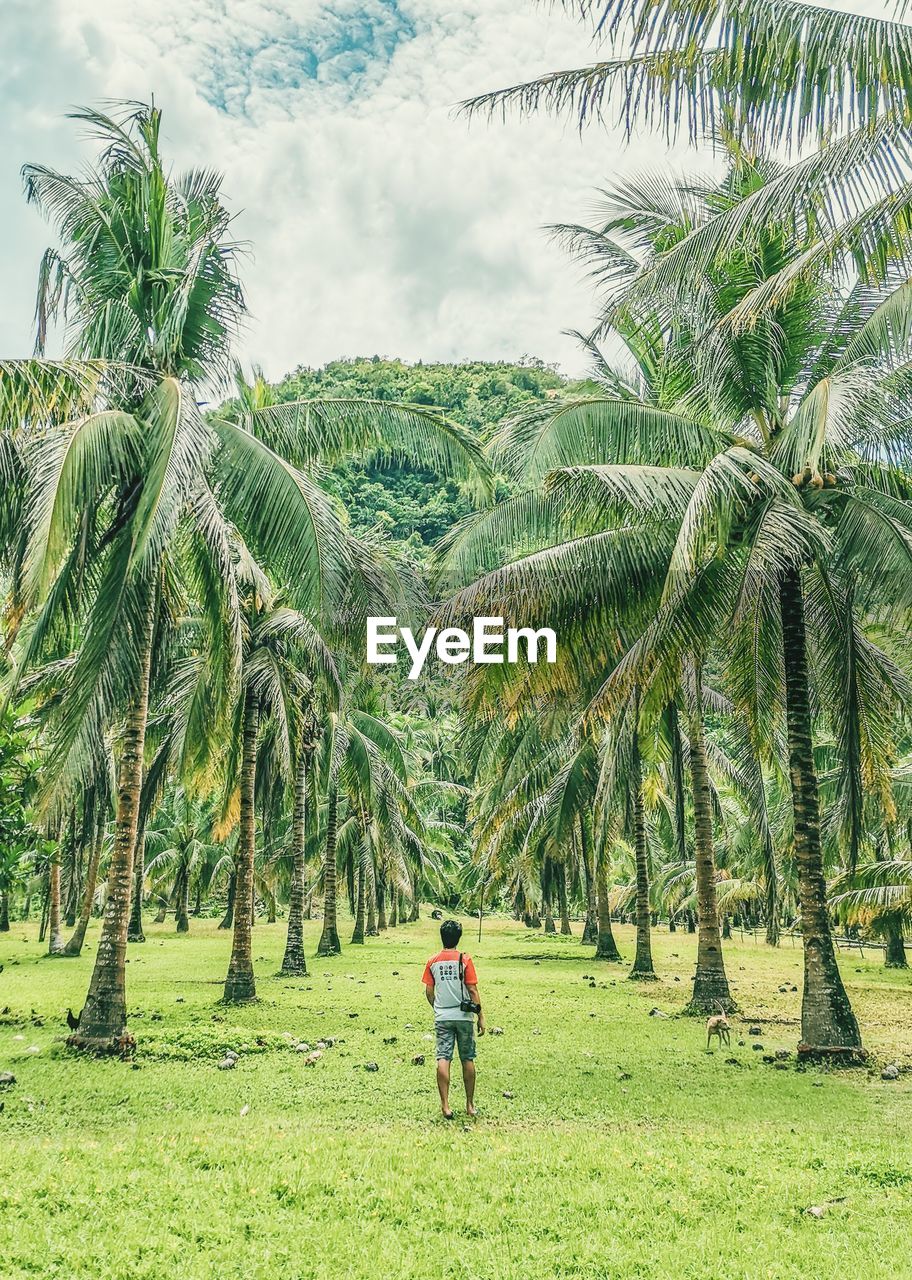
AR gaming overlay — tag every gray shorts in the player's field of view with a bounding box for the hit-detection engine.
[435,1019,476,1062]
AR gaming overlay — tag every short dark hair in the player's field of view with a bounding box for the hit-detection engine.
[440,918,463,948]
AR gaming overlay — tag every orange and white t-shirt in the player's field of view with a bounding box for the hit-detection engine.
[422,949,478,1022]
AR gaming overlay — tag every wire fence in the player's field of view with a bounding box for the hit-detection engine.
[731,925,901,955]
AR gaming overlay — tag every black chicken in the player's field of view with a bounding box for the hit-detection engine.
[66,1008,81,1031]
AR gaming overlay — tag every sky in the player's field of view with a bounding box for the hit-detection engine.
[2,0,690,379]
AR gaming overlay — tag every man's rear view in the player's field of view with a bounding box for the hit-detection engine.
[422,918,486,1118]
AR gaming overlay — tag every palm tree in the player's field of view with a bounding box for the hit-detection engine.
[443,157,912,1054]
[350,828,369,945]
[599,692,657,980]
[280,708,321,975]
[829,759,912,968]
[10,103,488,1047]
[465,712,627,957]
[681,659,734,1012]
[316,700,432,955]
[221,562,339,1002]
[593,861,621,960]
[126,734,174,943]
[0,359,112,663]
[61,785,109,957]
[316,753,342,956]
[0,852,19,931]
[14,104,247,1041]
[143,790,222,934]
[0,712,42,930]
[46,823,65,955]
[567,163,910,1052]
[464,0,912,155]
[465,718,563,934]
[832,858,912,969]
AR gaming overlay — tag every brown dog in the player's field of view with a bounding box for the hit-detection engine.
[705,1007,731,1051]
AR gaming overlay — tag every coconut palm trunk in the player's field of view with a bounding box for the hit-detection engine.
[281,741,310,976]
[223,690,259,1002]
[779,567,863,1058]
[668,700,688,865]
[684,661,734,1013]
[594,857,622,961]
[366,855,379,937]
[175,866,190,933]
[317,782,341,955]
[389,891,398,928]
[38,876,49,941]
[884,919,908,968]
[75,589,156,1044]
[351,839,366,944]
[557,863,572,935]
[765,890,780,945]
[62,824,104,957]
[47,843,65,956]
[377,875,388,930]
[64,839,80,928]
[219,871,236,929]
[763,813,780,947]
[127,829,146,942]
[582,889,597,943]
[629,742,657,981]
[363,839,376,942]
[544,893,557,934]
[580,817,598,945]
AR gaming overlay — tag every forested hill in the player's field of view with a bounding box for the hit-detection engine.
[271,357,587,552]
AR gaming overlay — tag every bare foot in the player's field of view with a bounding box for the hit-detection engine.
[466,1104,477,1117]
[442,1109,454,1119]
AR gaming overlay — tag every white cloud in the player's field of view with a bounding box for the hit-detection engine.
[1,0,690,377]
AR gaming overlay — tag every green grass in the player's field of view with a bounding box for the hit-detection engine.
[1,915,911,1280]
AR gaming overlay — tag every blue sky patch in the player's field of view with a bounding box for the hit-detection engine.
[198,2,417,114]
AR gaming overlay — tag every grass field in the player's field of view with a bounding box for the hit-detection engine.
[1,914,911,1280]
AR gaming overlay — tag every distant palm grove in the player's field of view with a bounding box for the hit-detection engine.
[5,0,912,1072]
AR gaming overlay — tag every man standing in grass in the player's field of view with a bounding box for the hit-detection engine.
[422,918,485,1118]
